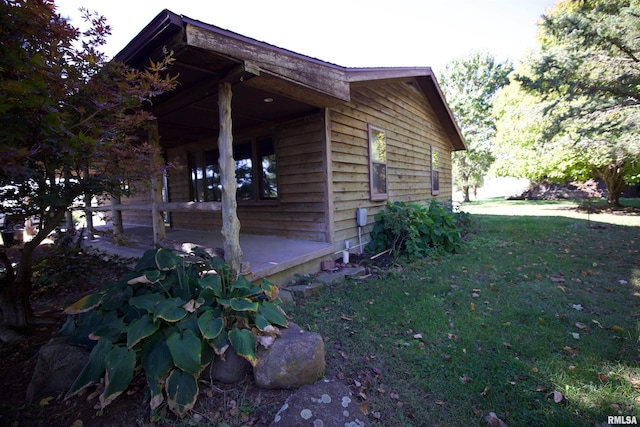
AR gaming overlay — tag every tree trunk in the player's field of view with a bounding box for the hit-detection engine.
[0,209,66,329]
[0,249,33,330]
[218,81,243,274]
[599,161,625,207]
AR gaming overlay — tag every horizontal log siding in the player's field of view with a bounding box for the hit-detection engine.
[330,81,454,243]
[119,185,153,225]
[166,114,328,241]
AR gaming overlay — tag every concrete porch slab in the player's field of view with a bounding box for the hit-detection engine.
[85,224,339,286]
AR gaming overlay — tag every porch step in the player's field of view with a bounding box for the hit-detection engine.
[281,266,367,303]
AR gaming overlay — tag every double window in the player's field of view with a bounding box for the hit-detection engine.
[368,124,388,200]
[189,137,277,203]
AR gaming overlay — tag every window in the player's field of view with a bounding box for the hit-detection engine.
[431,146,440,196]
[188,136,277,202]
[368,125,388,200]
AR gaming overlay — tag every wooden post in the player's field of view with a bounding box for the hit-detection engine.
[148,119,166,245]
[217,81,243,274]
[111,190,123,235]
[83,166,94,238]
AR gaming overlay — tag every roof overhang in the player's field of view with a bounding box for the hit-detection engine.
[347,68,466,151]
[115,10,465,151]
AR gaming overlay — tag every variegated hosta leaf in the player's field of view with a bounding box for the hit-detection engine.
[66,337,111,398]
[229,328,257,366]
[155,248,181,271]
[127,274,152,285]
[165,369,198,416]
[166,329,201,374]
[100,345,136,409]
[197,310,224,340]
[126,314,159,348]
[63,292,104,314]
[257,301,289,327]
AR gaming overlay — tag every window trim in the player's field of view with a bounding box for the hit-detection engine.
[187,135,278,204]
[431,145,440,196]
[368,124,388,201]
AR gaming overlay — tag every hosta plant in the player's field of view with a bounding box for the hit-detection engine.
[62,247,288,417]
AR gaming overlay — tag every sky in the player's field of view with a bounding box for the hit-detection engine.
[55,0,556,73]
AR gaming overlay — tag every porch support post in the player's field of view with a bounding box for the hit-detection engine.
[148,119,166,245]
[110,191,123,235]
[83,166,94,239]
[217,81,243,274]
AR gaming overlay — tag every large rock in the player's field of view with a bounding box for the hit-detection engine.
[270,380,370,427]
[254,323,325,389]
[204,348,251,384]
[26,337,89,401]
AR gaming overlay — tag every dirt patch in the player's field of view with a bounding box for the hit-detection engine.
[0,246,293,427]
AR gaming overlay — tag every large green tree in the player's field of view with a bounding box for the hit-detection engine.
[439,52,513,202]
[517,0,640,205]
[0,0,176,332]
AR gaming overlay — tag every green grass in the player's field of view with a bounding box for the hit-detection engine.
[289,200,640,426]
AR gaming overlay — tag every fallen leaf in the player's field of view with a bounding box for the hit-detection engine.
[503,342,512,349]
[575,322,588,330]
[572,304,584,311]
[485,411,508,427]
[480,385,490,397]
[39,396,54,406]
[472,406,483,417]
[535,385,547,392]
[548,391,564,403]
[550,276,565,282]
[597,372,608,383]
[448,333,457,340]
[619,280,628,285]
[460,375,473,384]
[70,420,84,427]
[592,319,604,329]
[531,367,539,373]
[470,303,475,310]
[373,411,381,419]
[359,403,369,415]
[610,325,624,332]
[435,399,445,406]
[571,332,580,339]
[340,314,352,321]
[557,285,567,292]
[569,365,576,372]
[472,292,480,298]
[390,391,400,400]
[413,333,423,339]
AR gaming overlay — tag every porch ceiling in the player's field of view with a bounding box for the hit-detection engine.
[148,47,322,146]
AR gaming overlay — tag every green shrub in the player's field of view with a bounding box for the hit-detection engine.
[367,200,468,259]
[62,247,288,417]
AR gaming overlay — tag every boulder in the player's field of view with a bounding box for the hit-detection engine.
[254,323,325,389]
[26,337,89,401]
[270,380,370,427]
[204,348,251,384]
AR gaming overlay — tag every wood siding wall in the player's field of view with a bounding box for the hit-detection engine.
[120,185,153,224]
[165,113,329,242]
[330,80,454,244]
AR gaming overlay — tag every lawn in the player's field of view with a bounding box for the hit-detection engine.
[289,199,640,426]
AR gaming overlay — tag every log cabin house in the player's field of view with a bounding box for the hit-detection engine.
[101,10,466,284]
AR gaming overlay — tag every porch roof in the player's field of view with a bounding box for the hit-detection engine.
[114,9,466,150]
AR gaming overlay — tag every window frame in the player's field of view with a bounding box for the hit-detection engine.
[368,124,389,201]
[431,145,440,196]
[187,135,278,204]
